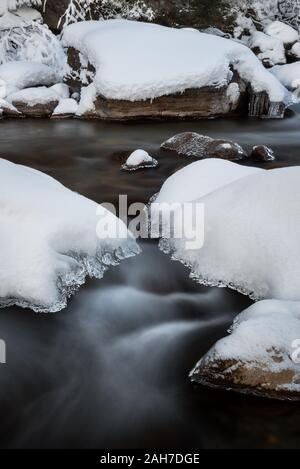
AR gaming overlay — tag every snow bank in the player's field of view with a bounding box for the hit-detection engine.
[0,61,56,91]
[122,149,158,171]
[248,31,286,66]
[190,299,300,399]
[0,159,139,313]
[271,62,300,91]
[265,21,299,45]
[62,19,289,104]
[156,163,300,301]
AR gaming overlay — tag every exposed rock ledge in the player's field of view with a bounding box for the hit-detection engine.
[65,47,285,120]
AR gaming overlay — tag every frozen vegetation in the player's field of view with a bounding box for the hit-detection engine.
[0,159,139,313]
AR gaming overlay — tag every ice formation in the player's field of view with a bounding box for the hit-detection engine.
[154,163,300,301]
[62,19,289,104]
[0,159,139,313]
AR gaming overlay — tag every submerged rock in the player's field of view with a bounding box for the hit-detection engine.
[250,145,275,162]
[161,132,247,161]
[190,300,300,401]
[122,150,158,171]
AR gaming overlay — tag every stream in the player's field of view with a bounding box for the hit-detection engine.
[1,108,300,448]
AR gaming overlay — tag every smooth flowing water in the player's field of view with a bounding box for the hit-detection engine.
[1,108,300,449]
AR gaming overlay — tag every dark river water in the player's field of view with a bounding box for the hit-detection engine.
[1,108,300,449]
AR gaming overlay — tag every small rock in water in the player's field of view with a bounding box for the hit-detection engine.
[250,145,275,162]
[122,149,158,172]
[190,300,300,401]
[161,132,247,161]
[205,139,247,161]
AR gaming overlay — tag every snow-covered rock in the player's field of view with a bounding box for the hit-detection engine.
[270,62,300,91]
[265,21,299,45]
[0,158,139,313]
[248,31,286,67]
[8,86,59,116]
[0,61,56,90]
[0,97,21,117]
[150,159,262,237]
[190,300,300,401]
[52,98,78,117]
[156,164,300,301]
[62,19,289,109]
[161,132,247,161]
[122,150,158,171]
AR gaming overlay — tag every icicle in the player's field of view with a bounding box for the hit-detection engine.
[248,88,285,119]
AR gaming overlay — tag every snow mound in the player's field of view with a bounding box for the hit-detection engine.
[0,159,140,313]
[156,164,300,301]
[265,21,299,45]
[150,159,262,238]
[190,299,300,399]
[270,62,300,91]
[122,149,158,171]
[7,86,59,106]
[0,61,56,90]
[52,98,78,116]
[50,83,70,99]
[248,31,286,66]
[62,19,289,104]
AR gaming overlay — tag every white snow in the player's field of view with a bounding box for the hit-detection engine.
[122,149,158,171]
[156,163,300,301]
[194,299,300,392]
[7,86,59,106]
[265,21,299,45]
[52,98,78,116]
[270,62,300,91]
[0,61,56,90]
[0,158,139,313]
[50,83,70,99]
[291,42,300,59]
[0,97,20,114]
[76,83,96,115]
[248,31,286,66]
[62,19,289,104]
[226,82,240,105]
[154,159,263,206]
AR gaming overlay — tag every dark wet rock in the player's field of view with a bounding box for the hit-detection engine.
[161,132,247,161]
[250,145,276,162]
[12,100,59,118]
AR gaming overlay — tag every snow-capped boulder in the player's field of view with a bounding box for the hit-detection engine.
[0,61,56,90]
[52,98,78,118]
[190,300,300,401]
[290,42,300,60]
[155,164,300,301]
[248,31,286,67]
[250,145,275,162]
[265,21,299,46]
[122,150,158,171]
[8,86,59,117]
[0,158,139,313]
[161,133,247,161]
[270,62,300,91]
[150,159,262,238]
[62,20,290,120]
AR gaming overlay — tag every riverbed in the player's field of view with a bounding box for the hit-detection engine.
[1,109,300,448]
